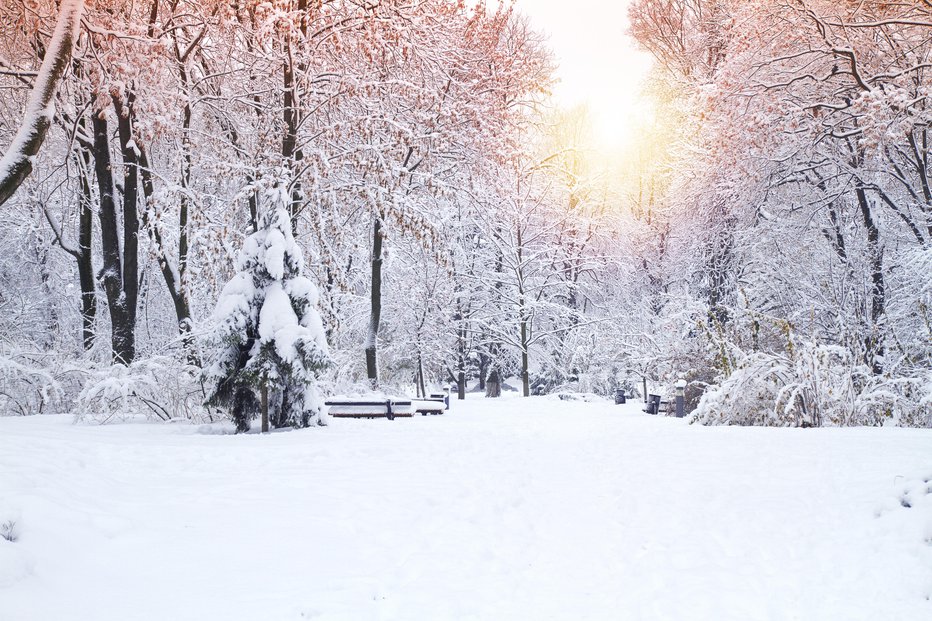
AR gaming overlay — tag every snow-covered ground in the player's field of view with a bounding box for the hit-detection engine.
[1,395,931,620]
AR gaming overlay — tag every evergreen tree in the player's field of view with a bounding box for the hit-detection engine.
[203,181,330,432]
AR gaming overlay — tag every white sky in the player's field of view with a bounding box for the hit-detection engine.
[514,0,655,150]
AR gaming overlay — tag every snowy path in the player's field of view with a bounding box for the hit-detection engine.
[1,397,931,620]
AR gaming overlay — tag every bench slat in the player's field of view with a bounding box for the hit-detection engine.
[325,399,415,420]
[325,400,412,407]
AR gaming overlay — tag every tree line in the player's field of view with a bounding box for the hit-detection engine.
[1,0,929,427]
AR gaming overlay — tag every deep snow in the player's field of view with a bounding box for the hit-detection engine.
[1,396,931,620]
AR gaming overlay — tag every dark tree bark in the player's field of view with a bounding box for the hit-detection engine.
[485,369,501,398]
[281,29,304,226]
[515,225,530,397]
[177,65,192,313]
[260,381,269,433]
[91,113,129,364]
[114,95,140,362]
[457,323,467,400]
[905,129,932,238]
[76,145,97,350]
[483,244,506,396]
[43,138,97,351]
[90,103,140,365]
[416,355,427,398]
[450,292,468,400]
[855,186,886,375]
[457,368,466,400]
[365,218,383,388]
[519,314,530,397]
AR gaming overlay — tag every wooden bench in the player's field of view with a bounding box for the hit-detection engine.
[325,399,414,420]
[414,394,448,416]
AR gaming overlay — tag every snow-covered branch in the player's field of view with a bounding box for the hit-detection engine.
[0,0,83,206]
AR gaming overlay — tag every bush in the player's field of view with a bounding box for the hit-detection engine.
[75,357,216,424]
[1,520,17,543]
[855,371,932,428]
[0,351,64,416]
[695,342,932,427]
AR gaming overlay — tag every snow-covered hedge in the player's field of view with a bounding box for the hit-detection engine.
[75,357,214,424]
[0,352,63,416]
[694,343,932,427]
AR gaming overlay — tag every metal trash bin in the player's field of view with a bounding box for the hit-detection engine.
[644,394,661,415]
[614,388,626,405]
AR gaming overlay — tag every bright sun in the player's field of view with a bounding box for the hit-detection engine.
[519,0,655,154]
[587,98,655,154]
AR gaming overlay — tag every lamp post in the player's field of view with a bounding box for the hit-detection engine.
[675,379,687,418]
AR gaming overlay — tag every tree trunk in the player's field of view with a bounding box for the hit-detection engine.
[520,347,530,397]
[365,218,383,388]
[416,353,427,397]
[484,247,505,394]
[247,174,260,232]
[455,308,467,400]
[457,369,466,400]
[261,381,269,434]
[76,145,96,350]
[0,0,84,206]
[515,225,531,397]
[114,94,140,365]
[91,112,134,364]
[856,187,885,375]
[477,353,488,391]
[282,35,303,225]
[519,309,530,397]
[485,369,501,398]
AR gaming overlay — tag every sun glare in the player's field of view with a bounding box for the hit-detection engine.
[519,0,655,155]
[588,98,655,154]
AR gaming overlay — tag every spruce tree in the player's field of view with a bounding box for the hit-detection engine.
[203,181,330,432]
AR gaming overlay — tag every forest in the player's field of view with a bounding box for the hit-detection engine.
[2,2,932,618]
[0,0,930,428]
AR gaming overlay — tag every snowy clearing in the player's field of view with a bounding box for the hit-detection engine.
[2,396,931,620]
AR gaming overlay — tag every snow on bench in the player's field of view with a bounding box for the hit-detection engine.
[413,398,446,416]
[325,399,414,420]
[325,392,449,420]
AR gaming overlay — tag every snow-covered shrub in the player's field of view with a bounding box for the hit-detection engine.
[1,520,17,543]
[695,342,932,427]
[0,352,63,416]
[202,180,330,432]
[854,371,932,428]
[75,357,211,424]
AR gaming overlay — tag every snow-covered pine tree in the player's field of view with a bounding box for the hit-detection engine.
[203,180,330,432]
